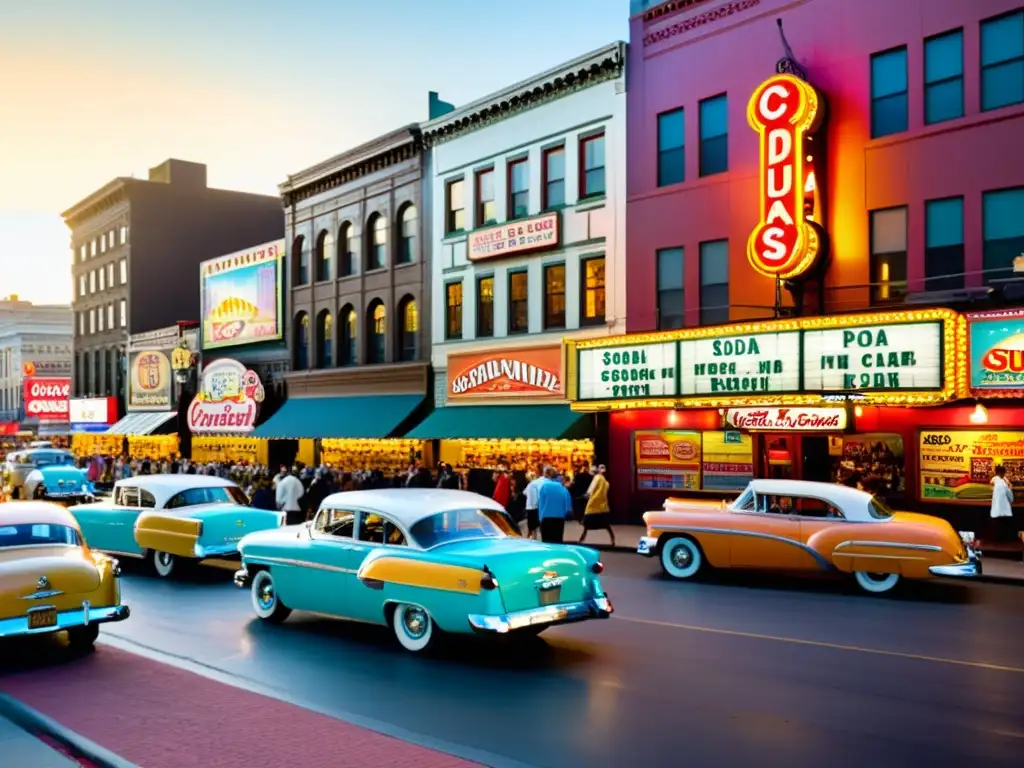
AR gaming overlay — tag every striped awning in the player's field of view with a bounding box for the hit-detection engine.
[105,412,177,436]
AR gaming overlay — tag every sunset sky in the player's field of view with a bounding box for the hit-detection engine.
[0,0,626,305]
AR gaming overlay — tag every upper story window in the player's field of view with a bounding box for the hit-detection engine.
[508,159,529,220]
[79,245,86,262]
[924,197,965,291]
[580,133,606,199]
[89,309,96,334]
[293,312,309,370]
[119,258,128,284]
[108,229,116,249]
[100,233,107,254]
[982,187,1024,285]
[398,296,418,362]
[446,179,466,234]
[581,256,606,326]
[119,299,127,327]
[445,281,463,341]
[981,11,1024,111]
[99,267,106,291]
[315,229,334,282]
[119,226,127,245]
[90,239,97,257]
[871,47,908,138]
[106,303,114,329]
[78,275,86,297]
[97,307,105,332]
[543,146,566,209]
[78,312,85,336]
[293,235,309,286]
[339,305,357,366]
[316,310,332,369]
[543,264,566,331]
[657,108,685,186]
[367,213,387,271]
[476,168,496,226]
[699,95,728,176]
[338,222,355,277]
[508,271,529,334]
[398,204,417,264]
[477,276,494,338]
[924,30,964,124]
[89,270,96,293]
[699,240,729,325]
[870,206,908,303]
[107,263,114,289]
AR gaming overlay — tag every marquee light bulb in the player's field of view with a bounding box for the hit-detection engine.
[969,403,988,424]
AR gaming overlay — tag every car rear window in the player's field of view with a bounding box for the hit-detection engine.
[410,508,518,549]
[0,524,82,547]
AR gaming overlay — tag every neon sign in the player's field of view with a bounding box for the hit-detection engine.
[746,73,823,280]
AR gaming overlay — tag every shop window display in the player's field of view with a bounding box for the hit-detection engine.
[442,438,594,475]
[320,438,423,476]
[71,433,123,458]
[634,430,754,492]
[830,433,905,499]
[126,435,179,460]
[191,437,268,465]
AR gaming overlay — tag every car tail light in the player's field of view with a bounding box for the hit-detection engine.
[195,521,203,537]
[480,572,499,590]
[591,562,604,574]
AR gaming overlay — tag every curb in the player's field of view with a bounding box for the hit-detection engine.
[0,693,139,768]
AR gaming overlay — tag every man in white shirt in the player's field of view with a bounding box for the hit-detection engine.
[276,468,305,525]
[523,466,547,539]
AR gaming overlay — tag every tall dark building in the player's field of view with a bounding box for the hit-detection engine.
[63,159,284,402]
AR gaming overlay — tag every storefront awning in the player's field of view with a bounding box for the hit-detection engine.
[407,404,591,440]
[106,412,177,436]
[36,422,72,436]
[251,395,424,439]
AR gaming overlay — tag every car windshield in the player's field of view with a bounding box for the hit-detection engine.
[165,486,249,509]
[20,451,75,468]
[868,496,895,520]
[410,508,518,549]
[0,524,82,547]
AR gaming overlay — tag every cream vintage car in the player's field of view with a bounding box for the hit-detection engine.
[637,479,980,594]
[0,501,129,648]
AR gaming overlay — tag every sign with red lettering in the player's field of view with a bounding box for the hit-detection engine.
[23,377,72,422]
[725,407,846,431]
[468,212,559,262]
[746,73,824,279]
[187,359,265,434]
[968,309,1024,397]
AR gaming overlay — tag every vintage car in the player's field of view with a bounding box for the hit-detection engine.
[637,479,981,594]
[233,488,613,653]
[0,501,129,647]
[2,448,94,505]
[69,475,285,578]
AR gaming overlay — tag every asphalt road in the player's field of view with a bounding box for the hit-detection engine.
[5,552,1024,768]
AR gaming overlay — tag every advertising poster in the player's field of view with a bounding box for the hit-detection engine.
[634,430,702,491]
[448,346,563,399]
[969,311,1024,395]
[920,430,1024,504]
[201,239,284,350]
[701,431,754,491]
[128,350,172,411]
[834,433,905,497]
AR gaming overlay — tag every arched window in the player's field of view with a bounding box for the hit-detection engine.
[397,296,419,362]
[293,235,309,286]
[366,213,387,271]
[315,229,334,282]
[338,222,354,277]
[293,312,310,370]
[316,310,333,369]
[397,204,417,264]
[367,300,386,364]
[339,305,357,366]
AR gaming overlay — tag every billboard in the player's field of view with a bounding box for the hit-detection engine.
[187,359,265,434]
[447,345,564,400]
[128,350,172,411]
[70,397,118,433]
[201,239,284,350]
[23,377,71,422]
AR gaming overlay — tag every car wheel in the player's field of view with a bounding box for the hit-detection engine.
[152,550,177,578]
[392,603,436,653]
[67,623,100,651]
[854,570,901,594]
[251,569,292,623]
[660,536,704,580]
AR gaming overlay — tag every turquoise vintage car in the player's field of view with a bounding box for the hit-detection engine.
[2,448,94,505]
[69,475,285,577]
[233,488,613,653]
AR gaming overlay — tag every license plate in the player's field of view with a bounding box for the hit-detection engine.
[28,608,57,629]
[539,586,561,605]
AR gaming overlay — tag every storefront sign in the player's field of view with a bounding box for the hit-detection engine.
[187,359,265,434]
[968,311,1024,395]
[69,397,118,433]
[0,422,19,436]
[919,430,1024,504]
[725,407,847,431]
[468,212,559,262]
[448,346,564,399]
[201,239,285,350]
[128,350,172,411]
[634,430,701,491]
[746,73,823,280]
[802,322,943,392]
[577,342,678,401]
[679,332,800,395]
[23,377,71,422]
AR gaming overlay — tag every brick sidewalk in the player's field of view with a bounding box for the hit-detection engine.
[0,646,478,768]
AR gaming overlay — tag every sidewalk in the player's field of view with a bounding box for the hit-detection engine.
[0,646,479,768]
[0,714,79,767]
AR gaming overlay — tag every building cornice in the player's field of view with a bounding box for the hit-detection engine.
[638,0,715,21]
[61,178,133,228]
[421,41,626,147]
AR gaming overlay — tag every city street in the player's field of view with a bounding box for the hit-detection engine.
[2,551,1022,768]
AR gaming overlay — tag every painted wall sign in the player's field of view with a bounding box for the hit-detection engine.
[447,345,564,399]
[679,331,800,395]
[23,377,71,422]
[919,430,1024,504]
[468,212,559,262]
[968,311,1024,395]
[201,239,285,350]
[577,342,678,400]
[725,407,847,431]
[746,73,823,279]
[802,322,943,392]
[634,430,702,491]
[187,359,265,434]
[128,350,172,411]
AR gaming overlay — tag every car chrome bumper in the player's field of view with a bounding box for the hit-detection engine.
[929,548,982,578]
[0,603,130,639]
[637,536,658,557]
[194,542,242,559]
[233,567,251,588]
[468,596,613,634]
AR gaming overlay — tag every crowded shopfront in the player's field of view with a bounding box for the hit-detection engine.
[69,397,120,457]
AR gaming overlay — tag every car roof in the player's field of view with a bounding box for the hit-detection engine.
[746,479,876,516]
[319,488,506,527]
[0,501,81,529]
[116,474,237,491]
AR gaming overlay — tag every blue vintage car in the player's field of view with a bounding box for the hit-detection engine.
[2,448,94,505]
[233,488,613,653]
[69,475,285,577]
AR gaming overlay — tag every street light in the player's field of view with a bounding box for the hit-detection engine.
[171,338,197,385]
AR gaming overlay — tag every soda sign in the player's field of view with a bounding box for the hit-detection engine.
[746,73,824,280]
[187,359,265,434]
[23,377,72,421]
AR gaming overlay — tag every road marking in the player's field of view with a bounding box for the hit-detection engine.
[618,615,1024,674]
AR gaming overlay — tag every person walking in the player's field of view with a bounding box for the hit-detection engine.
[523,468,545,540]
[537,467,573,544]
[492,466,510,509]
[276,468,305,525]
[990,464,1015,543]
[579,465,615,546]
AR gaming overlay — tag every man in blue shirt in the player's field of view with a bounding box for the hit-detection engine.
[537,467,573,543]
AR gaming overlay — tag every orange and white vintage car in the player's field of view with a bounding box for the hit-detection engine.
[637,479,980,594]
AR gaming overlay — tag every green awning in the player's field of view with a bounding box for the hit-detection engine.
[406,404,591,440]
[251,395,424,439]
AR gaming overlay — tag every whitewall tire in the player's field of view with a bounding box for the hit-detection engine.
[392,603,436,653]
[251,569,291,623]
[152,550,176,578]
[660,537,704,580]
[854,570,901,594]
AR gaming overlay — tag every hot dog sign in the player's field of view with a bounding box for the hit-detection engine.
[187,359,265,434]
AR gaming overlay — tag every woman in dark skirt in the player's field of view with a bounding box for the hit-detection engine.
[579,465,615,546]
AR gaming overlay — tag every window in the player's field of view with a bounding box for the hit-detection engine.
[120,226,127,245]
[108,229,115,249]
[925,198,964,291]
[90,239,96,257]
[107,263,114,288]
[339,305,357,366]
[508,159,529,219]
[925,30,964,124]
[476,168,496,225]
[316,310,332,369]
[367,214,387,270]
[657,108,685,186]
[119,299,127,327]
[981,11,1024,111]
[870,207,908,303]
[315,229,334,282]
[581,257,606,326]
[543,264,566,330]
[699,240,729,324]
[398,204,417,264]
[338,222,354,277]
[89,270,96,293]
[78,313,85,336]
[398,296,418,362]
[476,276,494,337]
[100,233,106,253]
[106,303,114,329]
[983,187,1024,284]
[368,301,386,364]
[294,235,309,286]
[79,245,86,261]
[580,133,606,198]
[445,281,463,340]
[871,47,908,137]
[294,312,309,370]
[358,513,406,545]
[543,146,566,209]
[119,258,127,284]
[316,509,355,539]
[99,266,105,291]
[98,305,105,332]
[78,276,85,297]
[446,178,465,233]
[508,271,529,334]
[699,95,728,176]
